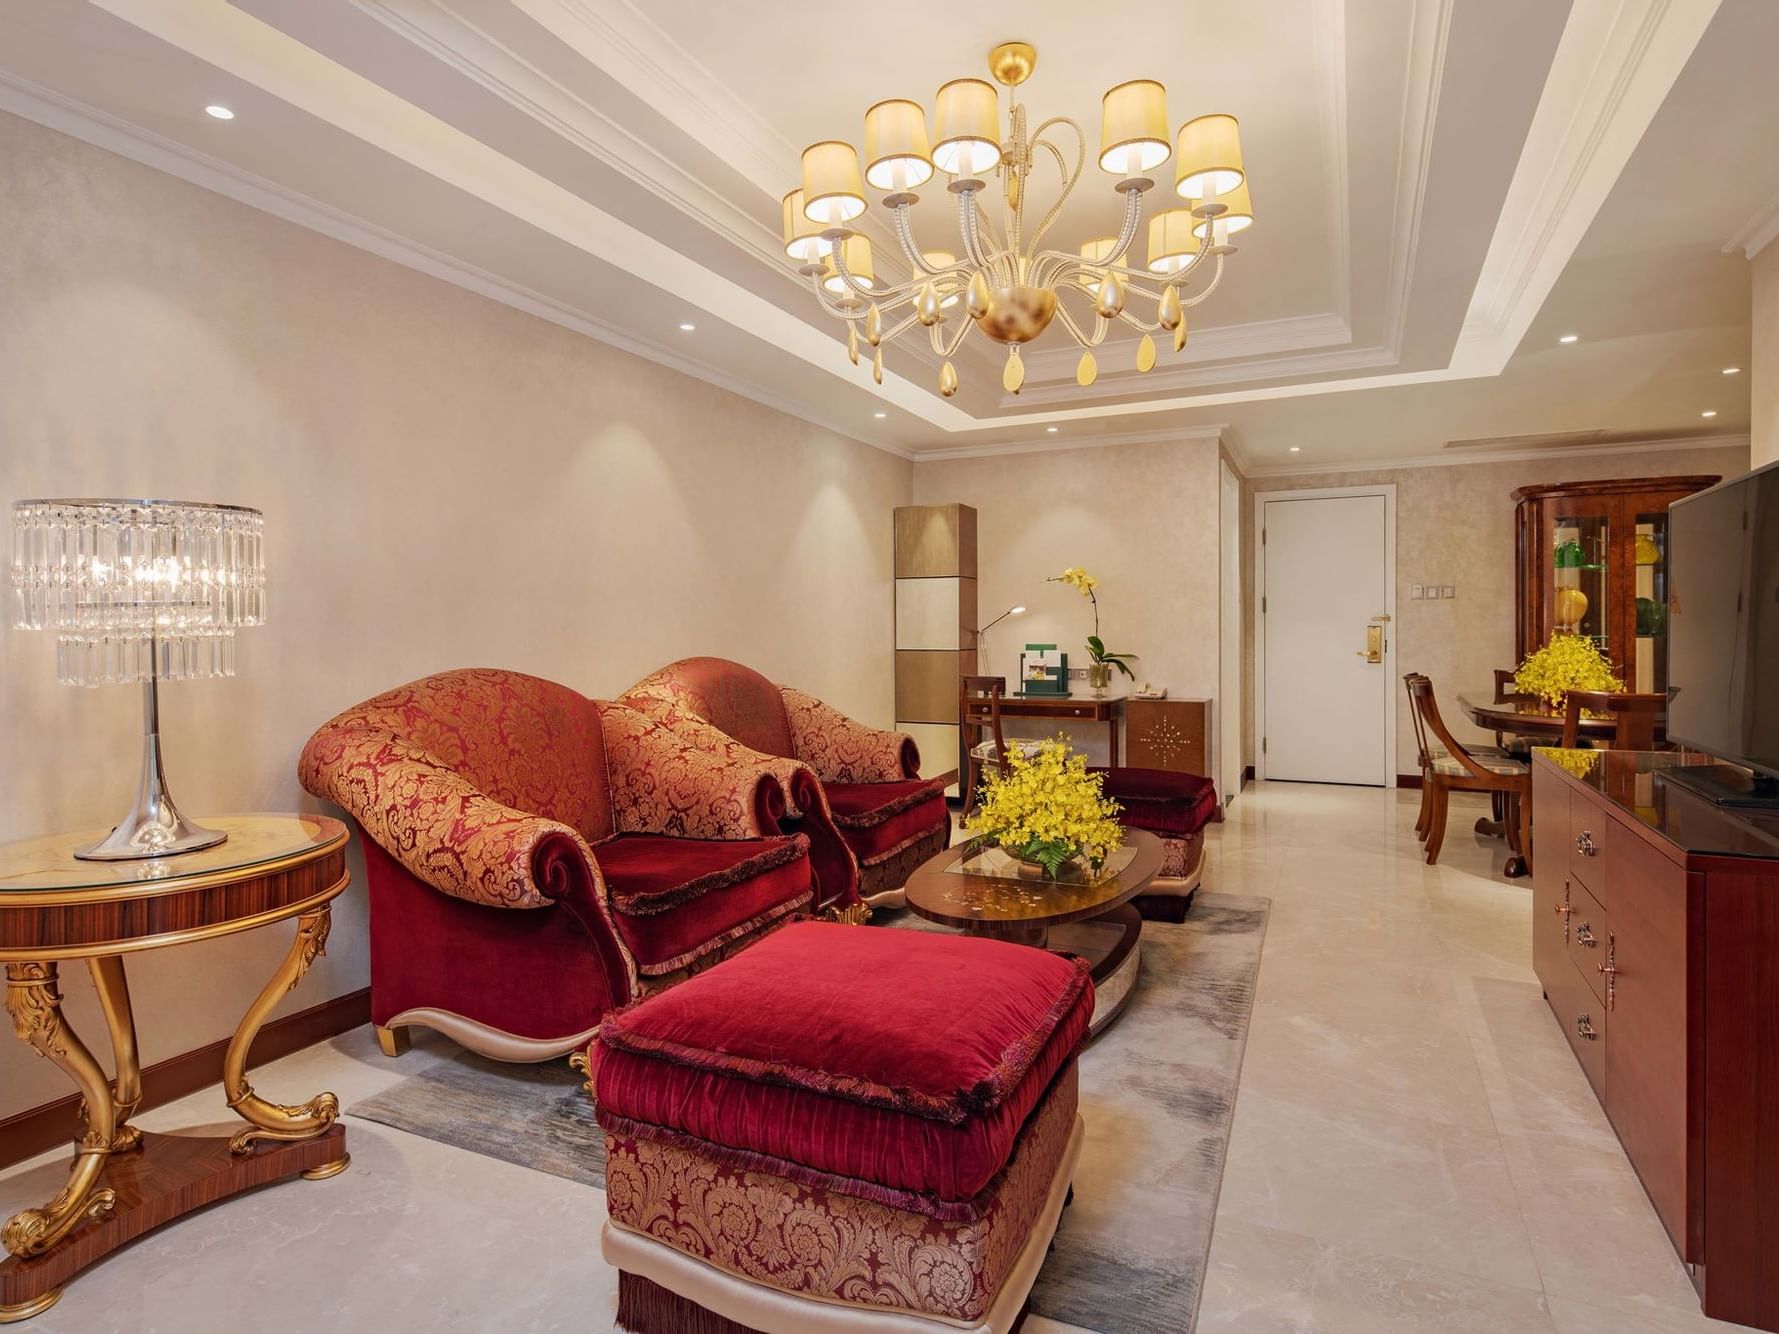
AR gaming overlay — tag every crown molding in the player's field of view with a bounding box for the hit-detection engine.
[1020,312,1355,384]
[1722,185,1779,260]
[1455,0,1722,370]
[1008,333,1394,407]
[1243,430,1749,479]
[0,70,918,463]
[910,422,1226,465]
[1376,0,1453,358]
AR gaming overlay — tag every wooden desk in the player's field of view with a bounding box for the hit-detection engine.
[0,814,351,1324]
[963,693,1126,764]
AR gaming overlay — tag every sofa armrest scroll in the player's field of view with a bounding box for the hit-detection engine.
[298,727,599,910]
[781,687,919,782]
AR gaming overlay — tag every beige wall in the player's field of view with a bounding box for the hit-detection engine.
[0,113,910,1118]
[1754,244,1779,469]
[911,439,1223,765]
[1246,445,1752,776]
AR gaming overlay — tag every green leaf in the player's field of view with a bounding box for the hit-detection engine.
[1110,658,1137,679]
[1086,635,1106,657]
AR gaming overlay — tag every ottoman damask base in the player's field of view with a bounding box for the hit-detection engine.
[591,921,1092,1333]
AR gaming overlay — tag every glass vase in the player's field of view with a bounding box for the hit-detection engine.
[1086,661,1113,696]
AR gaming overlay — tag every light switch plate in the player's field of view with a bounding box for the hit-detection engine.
[1441,585,1455,599]
[1410,583,1424,600]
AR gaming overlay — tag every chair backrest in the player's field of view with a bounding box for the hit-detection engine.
[1493,669,1527,702]
[620,656,796,759]
[1404,672,1434,768]
[1407,674,1516,786]
[961,675,1009,774]
[302,668,614,842]
[1561,690,1665,750]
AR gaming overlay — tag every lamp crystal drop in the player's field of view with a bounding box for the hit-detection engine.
[1076,350,1098,386]
[1136,333,1157,372]
[939,360,959,396]
[10,499,266,687]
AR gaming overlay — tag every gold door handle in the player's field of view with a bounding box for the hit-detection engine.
[1357,623,1385,664]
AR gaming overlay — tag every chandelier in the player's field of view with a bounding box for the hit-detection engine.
[782,41,1252,398]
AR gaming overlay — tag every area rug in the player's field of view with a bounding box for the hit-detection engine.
[349,891,1268,1334]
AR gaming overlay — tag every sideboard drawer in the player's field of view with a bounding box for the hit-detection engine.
[1566,879,1611,1006]
[1569,794,1609,894]
[1549,951,1608,1099]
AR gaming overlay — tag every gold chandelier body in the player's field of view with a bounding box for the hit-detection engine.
[784,42,1253,397]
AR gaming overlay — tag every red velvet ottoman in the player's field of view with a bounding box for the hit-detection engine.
[593,920,1090,1333]
[1091,766,1218,922]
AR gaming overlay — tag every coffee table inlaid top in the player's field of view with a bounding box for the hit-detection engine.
[905,829,1164,931]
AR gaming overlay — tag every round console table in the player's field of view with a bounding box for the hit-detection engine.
[0,813,351,1325]
[904,829,1163,1036]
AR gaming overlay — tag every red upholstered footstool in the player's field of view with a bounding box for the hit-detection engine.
[593,920,1090,1333]
[1091,767,1218,921]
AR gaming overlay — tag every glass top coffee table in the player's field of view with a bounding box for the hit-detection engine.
[904,829,1164,1036]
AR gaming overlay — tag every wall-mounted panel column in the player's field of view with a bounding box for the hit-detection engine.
[893,504,977,795]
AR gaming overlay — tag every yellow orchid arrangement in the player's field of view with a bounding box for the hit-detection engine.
[966,736,1125,877]
[1049,566,1136,679]
[1513,633,1624,708]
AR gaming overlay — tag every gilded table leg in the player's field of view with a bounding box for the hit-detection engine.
[222,908,344,1167]
[86,957,143,1153]
[2,963,118,1259]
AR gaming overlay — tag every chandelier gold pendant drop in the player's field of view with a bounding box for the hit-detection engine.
[782,41,1253,397]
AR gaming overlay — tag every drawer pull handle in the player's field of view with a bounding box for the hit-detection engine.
[1575,830,1597,857]
[1598,932,1617,1011]
[1576,1014,1598,1041]
[1574,923,1597,947]
[1553,900,1574,918]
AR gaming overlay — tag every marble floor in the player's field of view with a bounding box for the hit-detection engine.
[0,782,1751,1333]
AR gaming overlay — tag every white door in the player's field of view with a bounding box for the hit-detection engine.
[1219,460,1243,805]
[1260,492,1393,785]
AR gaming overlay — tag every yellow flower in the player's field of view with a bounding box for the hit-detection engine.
[966,735,1125,875]
[1513,633,1624,708]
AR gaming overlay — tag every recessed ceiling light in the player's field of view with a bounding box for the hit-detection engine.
[1701,410,1717,418]
[1558,333,1579,344]
[204,104,235,120]
[1723,366,1742,375]
[873,411,886,418]
[678,322,696,332]
[1046,426,1059,434]
[1289,446,1301,453]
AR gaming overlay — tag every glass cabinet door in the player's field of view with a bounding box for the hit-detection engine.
[1632,510,1670,693]
[1549,510,1610,651]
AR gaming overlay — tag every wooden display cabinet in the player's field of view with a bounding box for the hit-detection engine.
[1513,476,1718,694]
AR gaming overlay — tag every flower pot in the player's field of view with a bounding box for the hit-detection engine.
[1086,662,1113,696]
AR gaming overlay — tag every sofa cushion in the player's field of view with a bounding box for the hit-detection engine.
[1090,766,1218,837]
[596,833,814,976]
[594,921,1092,1216]
[823,779,949,865]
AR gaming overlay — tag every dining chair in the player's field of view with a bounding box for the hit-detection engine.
[1407,675,1532,875]
[1404,672,1441,842]
[960,676,1043,816]
[1560,689,1665,750]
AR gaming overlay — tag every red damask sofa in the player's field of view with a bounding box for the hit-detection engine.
[298,669,857,1061]
[621,657,950,909]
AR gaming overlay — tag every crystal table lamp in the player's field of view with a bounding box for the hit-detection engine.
[9,498,266,860]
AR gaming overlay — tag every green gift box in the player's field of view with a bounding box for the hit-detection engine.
[1019,644,1068,695]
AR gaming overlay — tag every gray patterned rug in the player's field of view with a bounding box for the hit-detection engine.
[350,891,1269,1334]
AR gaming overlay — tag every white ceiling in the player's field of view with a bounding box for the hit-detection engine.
[0,0,1768,469]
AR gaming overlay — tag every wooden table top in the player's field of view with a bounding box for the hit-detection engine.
[1457,692,1638,741]
[0,814,349,960]
[905,829,1163,931]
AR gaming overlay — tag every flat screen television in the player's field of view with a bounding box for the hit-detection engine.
[1666,457,1779,805]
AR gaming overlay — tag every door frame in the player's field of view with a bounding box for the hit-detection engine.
[1218,458,1243,808]
[1253,483,1397,787]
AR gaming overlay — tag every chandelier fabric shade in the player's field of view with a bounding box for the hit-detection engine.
[820,234,876,296]
[1175,114,1246,200]
[1192,181,1254,237]
[787,41,1250,398]
[1099,80,1170,176]
[800,141,867,224]
[931,79,1002,176]
[863,99,934,191]
[781,189,826,262]
[1146,210,1202,274]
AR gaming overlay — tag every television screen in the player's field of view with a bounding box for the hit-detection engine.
[1667,460,1779,778]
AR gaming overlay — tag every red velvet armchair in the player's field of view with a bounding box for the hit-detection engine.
[298,669,849,1062]
[621,657,950,909]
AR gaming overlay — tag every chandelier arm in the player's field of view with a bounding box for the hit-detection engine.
[1051,301,1096,349]
[809,271,867,320]
[957,189,992,270]
[892,205,947,277]
[939,317,974,357]
[1115,309,1162,334]
[1180,253,1228,306]
[1023,118,1085,257]
[878,311,924,345]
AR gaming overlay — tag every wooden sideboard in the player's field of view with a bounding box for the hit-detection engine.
[1532,749,1779,1329]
